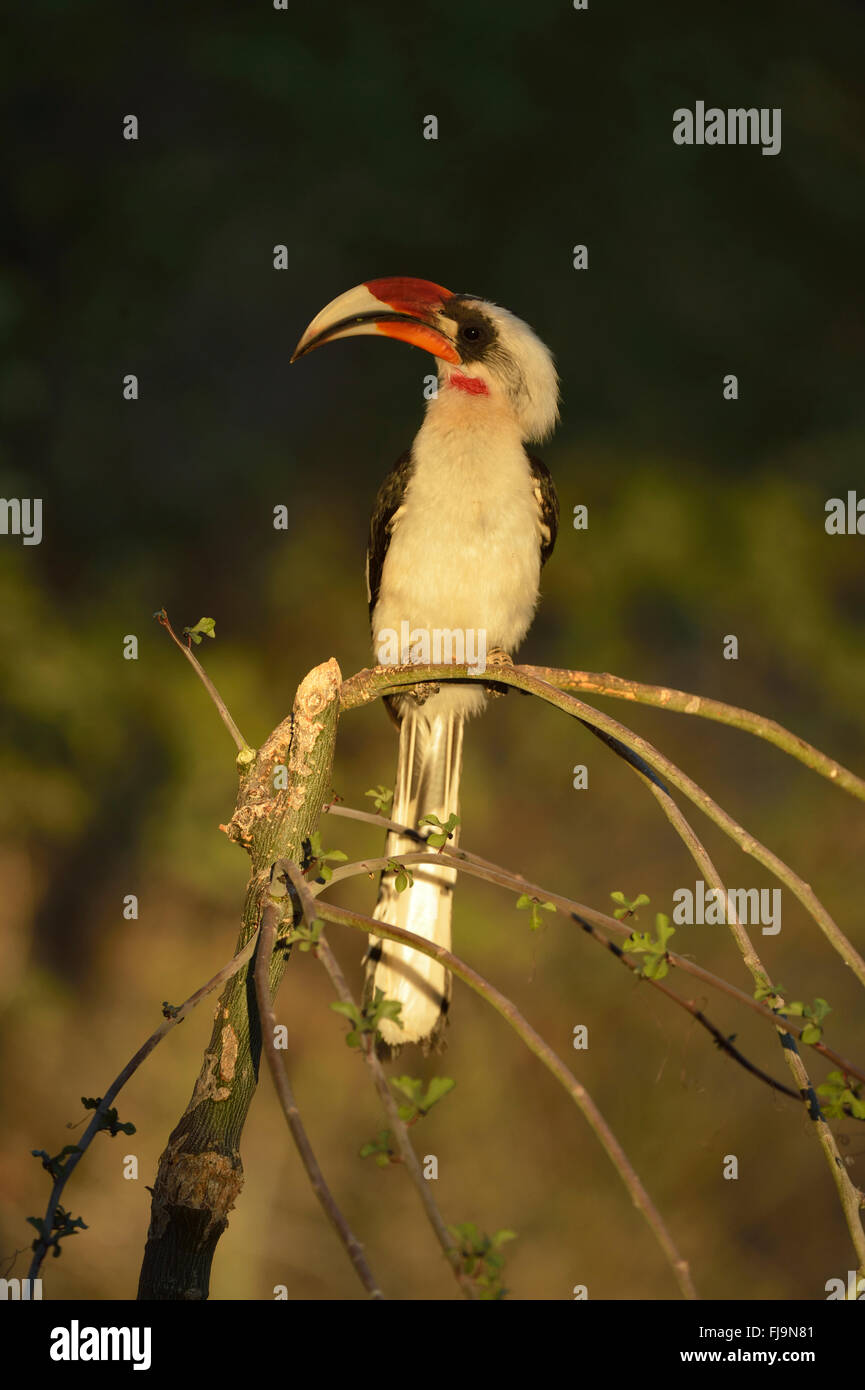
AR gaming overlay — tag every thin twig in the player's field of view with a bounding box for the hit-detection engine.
[253,893,385,1300]
[325,837,799,1099]
[28,930,261,1282]
[324,801,427,843]
[155,608,252,756]
[276,861,478,1299]
[559,908,801,1101]
[320,841,865,1088]
[340,664,865,991]
[339,663,865,801]
[522,666,865,804]
[644,780,865,1275]
[342,667,865,1278]
[515,671,865,989]
[315,897,698,1300]
[323,945,479,1299]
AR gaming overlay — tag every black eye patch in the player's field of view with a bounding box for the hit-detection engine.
[444,296,498,361]
[458,318,491,344]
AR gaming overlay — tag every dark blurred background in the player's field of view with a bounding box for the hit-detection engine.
[2,0,864,1300]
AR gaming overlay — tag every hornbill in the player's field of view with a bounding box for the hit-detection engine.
[292,277,559,1052]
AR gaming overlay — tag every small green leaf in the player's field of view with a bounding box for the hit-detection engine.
[754,982,785,1004]
[817,1070,865,1119]
[375,999,404,1027]
[448,1221,517,1298]
[360,1130,394,1163]
[420,811,460,849]
[331,989,403,1048]
[366,786,394,814]
[303,832,348,883]
[389,1074,455,1122]
[611,890,650,919]
[516,895,556,932]
[643,954,670,981]
[785,995,832,1036]
[390,1076,423,1105]
[423,1077,456,1111]
[622,913,674,980]
[184,617,216,644]
[386,860,414,893]
[330,1001,360,1023]
[810,997,832,1024]
[283,917,323,952]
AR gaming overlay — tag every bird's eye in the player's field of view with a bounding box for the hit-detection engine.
[458,321,492,347]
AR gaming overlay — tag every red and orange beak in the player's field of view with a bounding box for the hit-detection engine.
[291,277,461,365]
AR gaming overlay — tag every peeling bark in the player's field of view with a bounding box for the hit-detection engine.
[137,659,341,1300]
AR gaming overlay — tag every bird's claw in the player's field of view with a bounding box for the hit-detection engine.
[408,681,441,705]
[483,647,513,697]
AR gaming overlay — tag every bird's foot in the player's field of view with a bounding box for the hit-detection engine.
[407,680,441,706]
[483,647,514,698]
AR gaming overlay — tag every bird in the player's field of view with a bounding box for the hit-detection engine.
[292,277,559,1053]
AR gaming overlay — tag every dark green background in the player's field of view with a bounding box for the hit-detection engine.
[1,0,864,1300]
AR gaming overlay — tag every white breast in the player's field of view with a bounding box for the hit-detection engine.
[373,397,542,649]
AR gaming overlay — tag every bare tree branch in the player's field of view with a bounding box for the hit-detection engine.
[137,659,342,1301]
[645,779,865,1275]
[29,929,261,1281]
[253,894,384,1299]
[522,666,865,804]
[273,860,480,1298]
[123,649,863,1301]
[155,608,253,758]
[314,897,698,1300]
[321,836,865,1088]
[340,664,865,990]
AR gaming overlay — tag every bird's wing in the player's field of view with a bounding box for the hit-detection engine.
[366,449,415,616]
[526,451,559,567]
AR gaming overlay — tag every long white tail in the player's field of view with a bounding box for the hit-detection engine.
[365,707,464,1053]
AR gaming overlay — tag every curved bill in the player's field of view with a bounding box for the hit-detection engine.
[291,277,461,364]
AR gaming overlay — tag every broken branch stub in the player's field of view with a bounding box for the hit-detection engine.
[137,659,341,1300]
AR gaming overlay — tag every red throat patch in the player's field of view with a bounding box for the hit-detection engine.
[449,372,489,396]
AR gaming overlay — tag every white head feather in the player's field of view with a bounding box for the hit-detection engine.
[436,295,560,444]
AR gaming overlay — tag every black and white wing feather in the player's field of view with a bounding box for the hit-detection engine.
[366,450,414,617]
[526,451,559,567]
